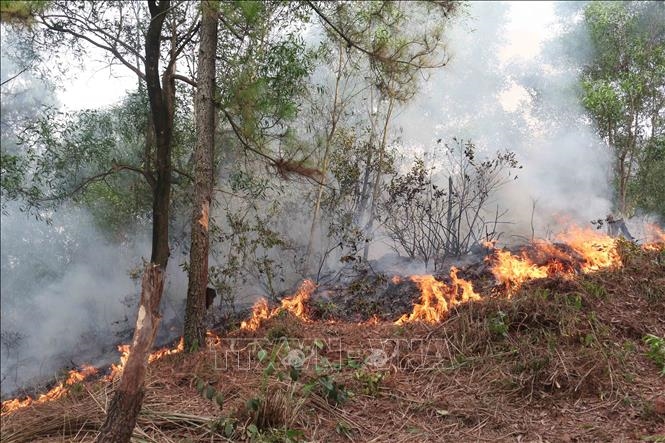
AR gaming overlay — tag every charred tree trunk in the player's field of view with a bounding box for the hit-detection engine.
[184,0,218,351]
[96,265,165,443]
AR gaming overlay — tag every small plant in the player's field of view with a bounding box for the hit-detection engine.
[580,279,606,299]
[354,370,385,396]
[210,417,236,438]
[565,294,583,310]
[488,310,508,337]
[193,376,225,409]
[315,375,348,405]
[643,334,665,375]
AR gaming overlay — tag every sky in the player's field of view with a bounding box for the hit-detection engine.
[57,1,559,111]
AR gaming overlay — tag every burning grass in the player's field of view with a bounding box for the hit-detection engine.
[2,237,664,442]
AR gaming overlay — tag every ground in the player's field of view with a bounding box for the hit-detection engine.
[1,242,664,442]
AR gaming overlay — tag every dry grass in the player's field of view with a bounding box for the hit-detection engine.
[2,244,665,442]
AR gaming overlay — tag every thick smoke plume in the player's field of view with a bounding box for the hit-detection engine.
[396,2,613,240]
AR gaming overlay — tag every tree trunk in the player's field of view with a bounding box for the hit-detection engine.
[303,42,345,276]
[96,265,165,443]
[145,0,174,269]
[184,0,218,351]
[363,96,395,261]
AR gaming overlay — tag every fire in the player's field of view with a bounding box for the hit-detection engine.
[1,364,97,415]
[488,226,621,290]
[107,337,185,381]
[107,344,131,381]
[490,249,549,289]
[149,336,185,362]
[395,267,479,325]
[556,226,620,272]
[645,223,665,243]
[241,279,317,331]
[3,335,187,415]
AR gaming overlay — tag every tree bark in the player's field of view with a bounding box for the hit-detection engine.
[96,265,165,443]
[145,0,174,269]
[184,0,218,351]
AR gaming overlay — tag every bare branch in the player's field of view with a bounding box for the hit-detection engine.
[0,67,28,87]
[173,73,197,87]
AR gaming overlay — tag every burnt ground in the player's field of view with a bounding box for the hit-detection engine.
[1,242,664,442]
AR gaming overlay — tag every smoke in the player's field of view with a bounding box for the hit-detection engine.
[0,203,189,397]
[395,1,613,240]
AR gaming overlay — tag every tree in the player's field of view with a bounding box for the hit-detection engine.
[580,1,665,217]
[183,0,217,352]
[1,1,199,439]
[303,0,461,268]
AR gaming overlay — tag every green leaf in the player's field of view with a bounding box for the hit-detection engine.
[215,392,225,408]
[247,397,260,411]
[224,421,234,437]
[257,348,267,362]
[205,385,216,400]
[289,365,300,382]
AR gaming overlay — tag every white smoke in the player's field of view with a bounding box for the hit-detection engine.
[395,1,613,240]
[0,204,188,397]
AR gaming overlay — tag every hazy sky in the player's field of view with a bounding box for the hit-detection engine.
[57,1,558,111]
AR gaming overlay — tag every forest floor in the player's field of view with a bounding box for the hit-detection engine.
[1,243,664,442]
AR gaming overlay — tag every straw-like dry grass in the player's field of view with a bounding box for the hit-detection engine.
[2,244,664,442]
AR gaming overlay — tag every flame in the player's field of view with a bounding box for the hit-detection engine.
[488,227,621,290]
[490,249,549,289]
[241,279,317,331]
[107,344,131,381]
[395,267,479,325]
[556,227,620,272]
[1,365,97,415]
[645,223,665,242]
[148,337,184,363]
[107,337,185,381]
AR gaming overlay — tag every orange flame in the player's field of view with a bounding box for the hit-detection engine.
[489,227,621,290]
[395,267,479,325]
[107,337,185,381]
[241,279,317,331]
[1,364,98,415]
[643,224,665,251]
[556,227,620,272]
[490,250,549,290]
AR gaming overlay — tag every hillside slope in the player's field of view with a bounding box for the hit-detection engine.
[1,242,664,442]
